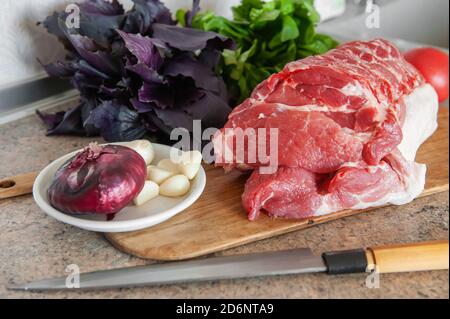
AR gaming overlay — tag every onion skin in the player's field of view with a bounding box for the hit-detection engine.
[48,143,146,215]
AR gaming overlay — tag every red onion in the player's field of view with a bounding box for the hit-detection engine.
[48,143,146,216]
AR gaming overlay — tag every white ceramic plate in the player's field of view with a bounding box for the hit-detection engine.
[33,143,206,233]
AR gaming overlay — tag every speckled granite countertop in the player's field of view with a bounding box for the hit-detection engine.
[0,103,448,299]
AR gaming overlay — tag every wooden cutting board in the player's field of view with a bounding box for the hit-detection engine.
[107,108,449,261]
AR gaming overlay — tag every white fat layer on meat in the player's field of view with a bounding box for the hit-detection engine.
[350,162,426,210]
[340,83,364,96]
[312,161,427,217]
[340,82,379,108]
[339,85,437,211]
[314,200,334,216]
[273,103,356,113]
[340,161,361,168]
[314,85,437,216]
[398,84,439,161]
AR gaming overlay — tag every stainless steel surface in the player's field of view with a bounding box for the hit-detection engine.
[0,74,78,126]
[9,248,327,291]
[0,76,73,113]
[0,89,79,126]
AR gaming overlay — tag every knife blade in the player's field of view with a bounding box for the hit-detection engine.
[9,240,448,291]
[9,248,326,291]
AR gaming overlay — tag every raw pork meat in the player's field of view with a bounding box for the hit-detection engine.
[213,39,439,220]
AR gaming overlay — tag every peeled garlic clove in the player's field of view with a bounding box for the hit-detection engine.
[147,166,175,185]
[159,175,190,197]
[179,163,201,180]
[122,140,154,165]
[157,158,180,173]
[181,150,203,165]
[133,181,159,206]
[178,150,202,180]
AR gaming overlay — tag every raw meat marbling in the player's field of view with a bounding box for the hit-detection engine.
[213,39,439,220]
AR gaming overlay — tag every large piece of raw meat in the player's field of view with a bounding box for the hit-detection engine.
[213,39,439,220]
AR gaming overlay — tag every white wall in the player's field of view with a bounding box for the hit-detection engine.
[320,0,449,49]
[0,0,73,89]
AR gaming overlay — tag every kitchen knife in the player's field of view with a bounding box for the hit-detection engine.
[9,240,448,291]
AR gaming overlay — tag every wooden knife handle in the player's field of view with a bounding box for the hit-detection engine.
[322,240,449,275]
[366,240,449,274]
[0,172,39,200]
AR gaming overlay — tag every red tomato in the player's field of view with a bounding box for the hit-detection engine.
[404,47,449,103]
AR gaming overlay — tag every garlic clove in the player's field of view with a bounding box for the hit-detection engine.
[147,166,175,185]
[157,158,180,173]
[133,181,159,206]
[159,175,190,197]
[122,140,154,165]
[177,150,202,180]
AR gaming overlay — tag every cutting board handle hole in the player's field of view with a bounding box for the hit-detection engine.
[0,180,15,188]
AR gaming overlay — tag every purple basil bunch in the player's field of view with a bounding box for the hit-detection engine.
[38,0,235,141]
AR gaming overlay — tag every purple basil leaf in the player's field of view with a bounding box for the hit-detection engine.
[38,97,131,138]
[99,85,126,98]
[78,12,125,48]
[198,48,222,71]
[163,53,222,94]
[138,113,159,133]
[145,112,173,135]
[153,90,231,132]
[130,98,154,113]
[40,11,68,39]
[42,8,123,49]
[66,34,120,75]
[117,30,164,69]
[152,23,235,52]
[72,60,111,80]
[138,82,174,108]
[212,75,228,102]
[171,77,206,105]
[37,104,85,136]
[36,110,65,130]
[39,12,77,53]
[79,0,124,16]
[84,100,146,142]
[122,11,146,34]
[153,107,195,131]
[66,33,97,51]
[182,90,231,128]
[122,0,175,35]
[136,0,175,25]
[80,97,101,136]
[40,60,74,77]
[41,7,125,50]
[71,71,103,90]
[126,62,165,83]
[110,37,128,58]
[118,76,139,95]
